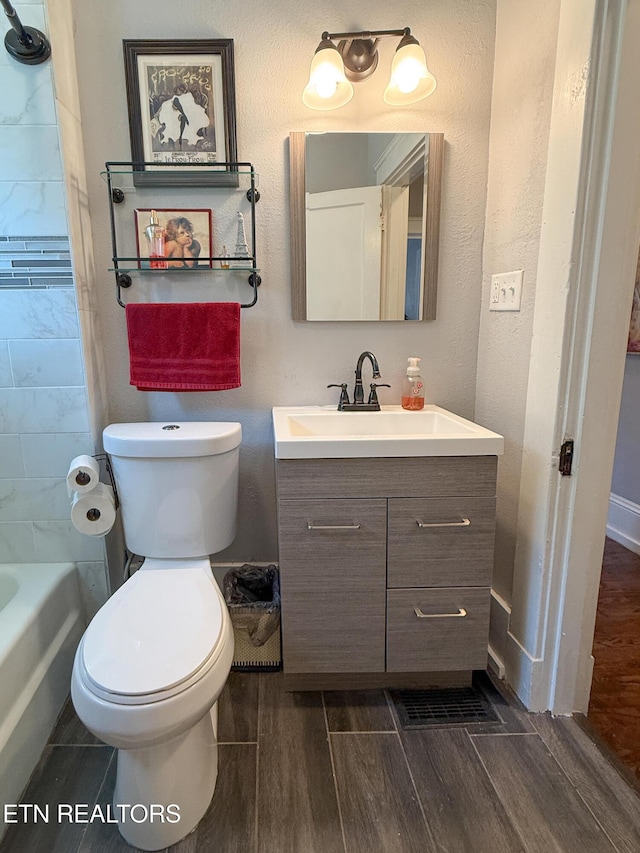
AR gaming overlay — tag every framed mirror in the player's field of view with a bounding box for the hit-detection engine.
[289,131,443,321]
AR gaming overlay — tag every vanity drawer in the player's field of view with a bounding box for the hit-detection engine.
[276,456,498,500]
[386,587,490,672]
[278,499,387,673]
[387,497,496,588]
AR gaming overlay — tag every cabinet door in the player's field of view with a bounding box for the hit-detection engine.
[278,498,387,673]
[387,587,490,671]
[387,497,496,588]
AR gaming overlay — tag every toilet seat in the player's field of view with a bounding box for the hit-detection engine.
[80,568,225,706]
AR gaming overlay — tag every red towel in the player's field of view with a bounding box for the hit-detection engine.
[125,302,241,391]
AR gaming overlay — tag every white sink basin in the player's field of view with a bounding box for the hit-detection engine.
[272,405,504,459]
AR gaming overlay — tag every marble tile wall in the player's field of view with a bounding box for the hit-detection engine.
[0,276,106,580]
[0,0,108,615]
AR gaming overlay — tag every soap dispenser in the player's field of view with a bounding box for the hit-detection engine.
[402,357,425,410]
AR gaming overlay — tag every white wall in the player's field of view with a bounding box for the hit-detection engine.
[70,0,497,562]
[475,0,561,663]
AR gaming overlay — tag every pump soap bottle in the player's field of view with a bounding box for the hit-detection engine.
[402,357,425,410]
[145,209,166,269]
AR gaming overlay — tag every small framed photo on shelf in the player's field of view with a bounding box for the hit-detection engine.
[123,39,238,187]
[134,208,213,269]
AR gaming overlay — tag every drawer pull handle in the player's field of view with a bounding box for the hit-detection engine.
[307,522,361,530]
[416,517,471,528]
[414,607,467,619]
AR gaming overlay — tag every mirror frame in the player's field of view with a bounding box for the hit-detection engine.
[289,131,444,321]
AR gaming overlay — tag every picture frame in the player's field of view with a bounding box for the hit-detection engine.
[628,246,640,353]
[134,208,213,269]
[123,39,238,187]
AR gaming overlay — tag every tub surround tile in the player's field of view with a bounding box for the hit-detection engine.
[0,127,62,182]
[0,387,89,434]
[33,521,105,562]
[0,342,12,387]
[0,65,56,126]
[0,435,25,478]
[0,182,68,237]
[9,339,85,387]
[22,241,70,252]
[0,521,36,561]
[20,432,93,477]
[0,477,69,521]
[0,288,79,339]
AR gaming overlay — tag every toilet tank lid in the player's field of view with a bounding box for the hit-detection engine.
[103,422,241,458]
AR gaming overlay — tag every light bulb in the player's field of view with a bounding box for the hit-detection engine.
[303,41,353,110]
[315,75,338,99]
[383,38,436,106]
[394,57,423,93]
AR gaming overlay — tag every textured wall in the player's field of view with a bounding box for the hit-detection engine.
[71,0,497,562]
[475,0,561,614]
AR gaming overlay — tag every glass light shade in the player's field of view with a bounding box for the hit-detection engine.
[383,42,436,105]
[302,46,354,110]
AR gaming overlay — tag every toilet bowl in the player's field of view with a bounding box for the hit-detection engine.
[71,422,241,851]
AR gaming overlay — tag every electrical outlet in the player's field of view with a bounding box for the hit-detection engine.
[489,270,523,311]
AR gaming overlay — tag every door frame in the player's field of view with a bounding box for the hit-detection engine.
[505,0,640,713]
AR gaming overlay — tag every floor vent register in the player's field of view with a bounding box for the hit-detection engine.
[390,686,500,729]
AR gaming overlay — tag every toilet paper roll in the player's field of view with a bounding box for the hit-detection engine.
[66,455,101,496]
[71,482,116,537]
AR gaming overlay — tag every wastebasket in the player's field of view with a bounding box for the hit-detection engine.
[223,564,281,671]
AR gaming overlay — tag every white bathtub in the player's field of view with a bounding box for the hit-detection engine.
[0,563,85,839]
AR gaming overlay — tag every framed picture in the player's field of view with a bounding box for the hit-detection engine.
[123,39,238,187]
[134,208,213,269]
[628,246,640,353]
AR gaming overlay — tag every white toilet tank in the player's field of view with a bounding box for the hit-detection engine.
[103,422,241,559]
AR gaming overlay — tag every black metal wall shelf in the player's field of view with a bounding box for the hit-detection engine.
[104,161,261,308]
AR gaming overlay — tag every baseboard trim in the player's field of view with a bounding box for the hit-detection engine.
[606,492,640,555]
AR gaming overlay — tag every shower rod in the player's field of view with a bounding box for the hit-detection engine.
[1,0,50,64]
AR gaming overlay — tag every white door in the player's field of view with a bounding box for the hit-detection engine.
[305,186,382,320]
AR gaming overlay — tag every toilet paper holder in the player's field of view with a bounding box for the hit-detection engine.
[94,453,120,510]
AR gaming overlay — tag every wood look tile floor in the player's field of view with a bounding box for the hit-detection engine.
[588,537,640,778]
[3,670,640,853]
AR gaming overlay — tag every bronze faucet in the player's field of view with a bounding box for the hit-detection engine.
[328,352,390,411]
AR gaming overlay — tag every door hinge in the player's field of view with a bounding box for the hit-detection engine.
[559,439,574,476]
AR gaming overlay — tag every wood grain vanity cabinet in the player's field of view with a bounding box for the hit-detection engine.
[275,456,498,690]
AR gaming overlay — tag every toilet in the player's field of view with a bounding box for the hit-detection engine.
[71,421,241,851]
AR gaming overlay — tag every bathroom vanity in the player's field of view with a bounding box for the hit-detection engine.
[272,406,504,691]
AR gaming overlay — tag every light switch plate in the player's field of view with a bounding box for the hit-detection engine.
[490,270,523,311]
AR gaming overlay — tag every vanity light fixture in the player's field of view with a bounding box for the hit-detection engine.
[302,27,436,111]
[1,0,50,64]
